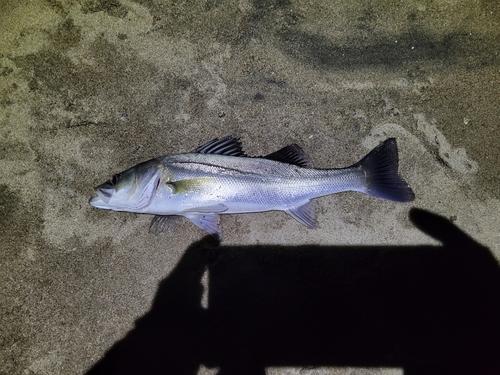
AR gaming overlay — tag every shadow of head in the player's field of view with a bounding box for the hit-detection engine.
[87,208,500,375]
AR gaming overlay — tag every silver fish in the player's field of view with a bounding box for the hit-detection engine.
[89,136,414,237]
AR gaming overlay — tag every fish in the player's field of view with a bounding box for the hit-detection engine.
[89,136,415,237]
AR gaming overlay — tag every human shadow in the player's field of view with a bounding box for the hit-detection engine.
[87,208,500,375]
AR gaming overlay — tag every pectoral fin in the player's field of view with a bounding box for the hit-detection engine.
[285,201,317,228]
[185,213,221,238]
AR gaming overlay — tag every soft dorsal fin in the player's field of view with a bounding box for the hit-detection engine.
[264,144,314,168]
[192,136,246,156]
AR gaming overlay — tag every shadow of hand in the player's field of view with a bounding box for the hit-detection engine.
[87,209,500,375]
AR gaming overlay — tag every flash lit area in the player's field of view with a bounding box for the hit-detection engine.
[201,266,209,310]
[266,368,403,375]
[195,366,403,375]
[194,366,403,375]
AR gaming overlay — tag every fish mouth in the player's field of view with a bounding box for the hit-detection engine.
[89,187,114,208]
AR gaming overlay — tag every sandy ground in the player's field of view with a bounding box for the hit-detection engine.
[1,0,500,374]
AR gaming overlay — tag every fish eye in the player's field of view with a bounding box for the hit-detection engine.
[109,174,120,185]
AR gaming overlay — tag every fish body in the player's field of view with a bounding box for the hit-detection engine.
[90,136,414,236]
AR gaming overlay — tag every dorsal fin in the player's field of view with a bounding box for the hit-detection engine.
[192,136,246,156]
[264,144,314,168]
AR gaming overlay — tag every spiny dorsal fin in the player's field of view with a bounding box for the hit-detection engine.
[192,136,246,156]
[264,144,314,168]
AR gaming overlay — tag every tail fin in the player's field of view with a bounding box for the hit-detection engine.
[354,138,415,202]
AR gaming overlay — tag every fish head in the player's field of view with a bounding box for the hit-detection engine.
[89,159,164,212]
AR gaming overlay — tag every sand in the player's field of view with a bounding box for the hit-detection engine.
[1,1,499,374]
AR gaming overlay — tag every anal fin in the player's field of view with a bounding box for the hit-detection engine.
[285,201,317,228]
[185,213,221,238]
